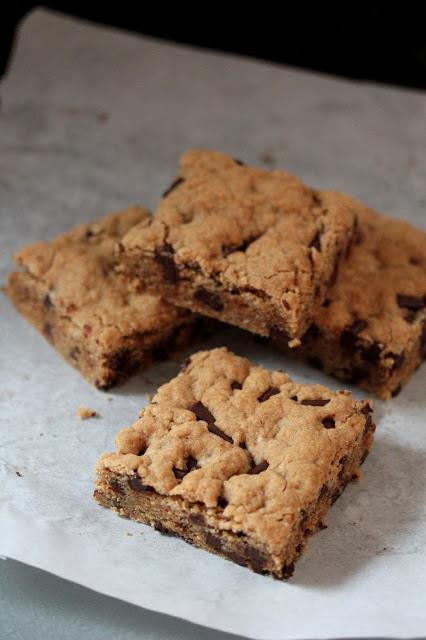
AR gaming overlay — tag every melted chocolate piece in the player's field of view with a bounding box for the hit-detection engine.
[248,460,269,475]
[162,176,184,198]
[231,381,243,390]
[154,244,179,284]
[258,387,280,402]
[300,398,330,406]
[190,401,233,443]
[396,294,426,311]
[322,417,336,429]
[127,474,155,493]
[194,287,224,311]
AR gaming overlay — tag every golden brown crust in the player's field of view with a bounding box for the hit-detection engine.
[95,347,374,576]
[277,207,426,398]
[5,207,196,388]
[121,150,358,341]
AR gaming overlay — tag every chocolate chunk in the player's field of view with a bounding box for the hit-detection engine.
[154,244,179,284]
[225,551,247,567]
[362,341,382,363]
[282,563,295,579]
[194,287,224,311]
[340,319,367,349]
[190,401,215,424]
[208,422,233,444]
[162,176,184,198]
[231,381,243,390]
[258,387,280,402]
[322,298,332,307]
[173,455,199,480]
[363,414,373,435]
[390,351,405,371]
[109,479,125,495]
[246,546,266,573]
[269,325,290,344]
[405,310,417,324]
[189,512,206,526]
[217,495,228,509]
[128,474,155,493]
[307,356,324,370]
[301,398,330,406]
[181,356,191,372]
[205,531,222,551]
[290,395,298,402]
[239,441,247,449]
[361,402,372,415]
[108,348,131,372]
[397,294,426,311]
[309,231,322,251]
[43,294,53,309]
[248,460,269,475]
[322,417,336,429]
[172,467,187,480]
[137,447,146,456]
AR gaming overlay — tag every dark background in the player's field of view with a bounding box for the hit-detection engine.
[2,2,426,89]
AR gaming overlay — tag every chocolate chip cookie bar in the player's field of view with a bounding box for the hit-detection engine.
[120,150,358,344]
[94,347,374,578]
[273,208,426,398]
[5,207,199,389]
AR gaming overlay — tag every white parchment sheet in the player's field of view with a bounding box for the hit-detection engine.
[1,10,425,639]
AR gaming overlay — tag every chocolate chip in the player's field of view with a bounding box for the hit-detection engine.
[208,423,233,444]
[154,244,179,284]
[190,401,215,424]
[231,381,242,390]
[225,551,247,567]
[361,402,372,415]
[43,323,53,337]
[322,298,332,307]
[290,395,298,402]
[108,348,131,372]
[137,447,146,456]
[189,512,205,526]
[309,231,322,251]
[173,455,199,480]
[162,176,184,198]
[128,474,155,493]
[180,356,191,372]
[340,319,367,349]
[397,294,426,311]
[43,294,53,309]
[190,401,233,443]
[362,341,382,363]
[300,398,330,406]
[194,287,224,311]
[109,479,125,495]
[363,414,374,435]
[217,495,228,508]
[239,441,247,449]
[258,387,280,402]
[322,417,336,429]
[154,521,172,535]
[391,384,403,398]
[307,356,324,370]
[172,467,187,480]
[269,325,290,344]
[248,460,269,475]
[205,531,222,551]
[282,563,295,579]
[84,228,95,238]
[390,351,405,371]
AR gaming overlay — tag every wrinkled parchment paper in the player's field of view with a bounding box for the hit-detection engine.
[1,10,425,639]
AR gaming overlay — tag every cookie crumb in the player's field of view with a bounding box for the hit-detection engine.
[77,405,97,420]
[15,471,23,477]
[125,532,133,537]
[288,337,302,348]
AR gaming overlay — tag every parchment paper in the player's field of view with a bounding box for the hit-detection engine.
[1,10,425,639]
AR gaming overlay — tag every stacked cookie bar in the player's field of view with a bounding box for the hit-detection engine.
[6,149,426,578]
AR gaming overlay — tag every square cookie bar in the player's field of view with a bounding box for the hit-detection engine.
[273,207,426,398]
[94,347,374,578]
[5,207,199,389]
[120,150,358,344]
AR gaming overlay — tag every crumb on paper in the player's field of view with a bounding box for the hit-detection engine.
[125,532,133,537]
[77,405,97,420]
[15,471,22,477]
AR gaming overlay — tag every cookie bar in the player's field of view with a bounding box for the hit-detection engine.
[273,207,426,399]
[5,207,199,389]
[94,347,374,578]
[120,150,358,344]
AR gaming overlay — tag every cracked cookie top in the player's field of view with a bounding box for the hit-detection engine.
[98,347,372,552]
[11,206,191,350]
[121,150,358,336]
[312,207,426,362]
